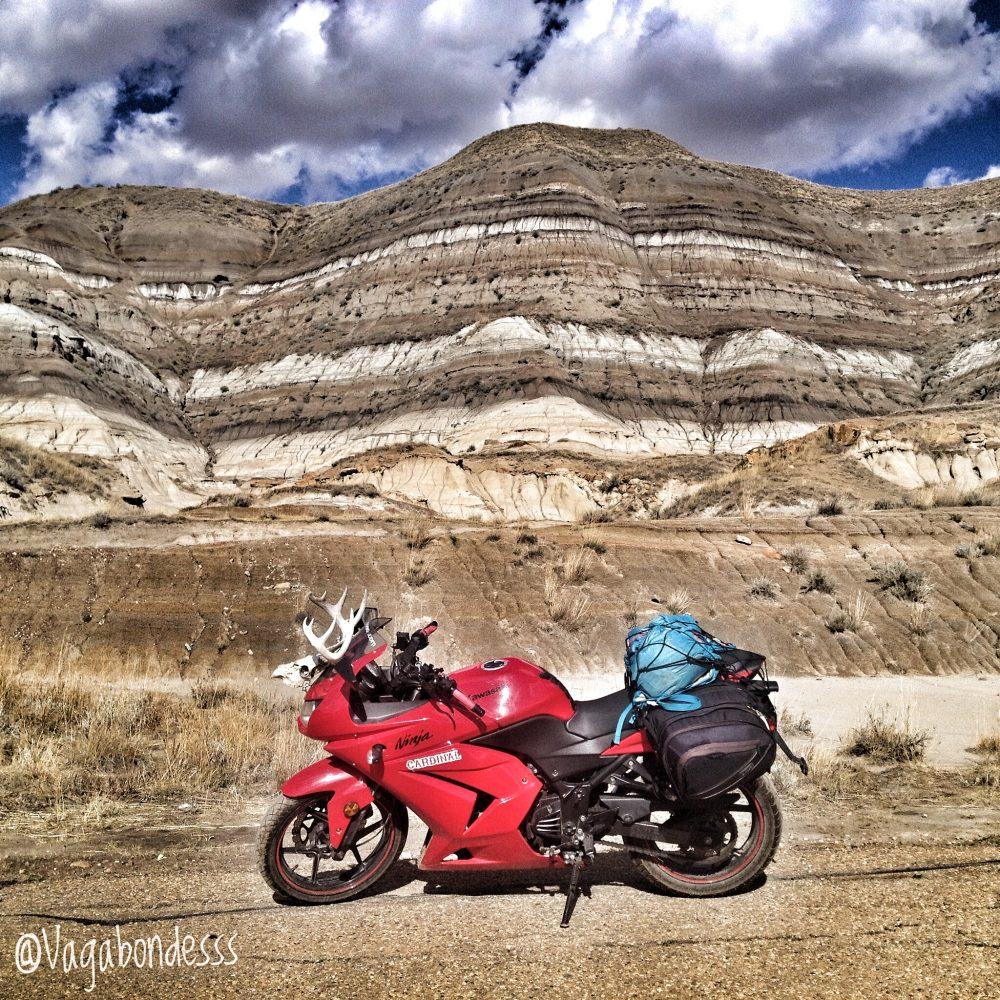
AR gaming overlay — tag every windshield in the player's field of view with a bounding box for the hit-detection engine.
[341,610,391,671]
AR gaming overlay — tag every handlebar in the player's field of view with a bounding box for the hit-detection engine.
[449,687,486,718]
[389,621,486,719]
[396,621,438,660]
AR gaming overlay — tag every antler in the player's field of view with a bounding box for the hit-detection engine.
[301,589,367,662]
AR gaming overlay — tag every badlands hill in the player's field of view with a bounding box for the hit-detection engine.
[0,123,999,522]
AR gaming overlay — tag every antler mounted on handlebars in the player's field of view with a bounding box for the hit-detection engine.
[302,588,367,662]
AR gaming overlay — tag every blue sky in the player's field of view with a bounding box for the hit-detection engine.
[0,1,998,206]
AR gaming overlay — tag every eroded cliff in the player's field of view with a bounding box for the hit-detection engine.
[1,124,998,518]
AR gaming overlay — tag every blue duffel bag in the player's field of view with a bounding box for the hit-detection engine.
[614,613,732,741]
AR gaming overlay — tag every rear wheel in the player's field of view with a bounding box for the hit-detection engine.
[625,776,781,897]
[258,790,407,904]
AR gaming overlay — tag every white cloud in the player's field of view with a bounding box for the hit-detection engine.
[13,0,546,201]
[0,1,254,114]
[924,163,1000,187]
[18,82,307,199]
[5,1,1000,203]
[509,0,1000,174]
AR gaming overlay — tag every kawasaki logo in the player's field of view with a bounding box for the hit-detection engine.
[471,685,502,701]
[405,748,462,771]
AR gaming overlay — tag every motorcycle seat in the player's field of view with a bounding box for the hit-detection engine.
[566,688,633,740]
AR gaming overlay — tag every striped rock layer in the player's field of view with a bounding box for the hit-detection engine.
[0,124,997,512]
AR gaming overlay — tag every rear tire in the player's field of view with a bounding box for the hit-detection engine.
[626,776,782,897]
[258,790,407,905]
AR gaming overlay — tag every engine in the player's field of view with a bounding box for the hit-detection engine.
[527,794,563,849]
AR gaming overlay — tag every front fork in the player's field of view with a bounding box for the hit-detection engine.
[330,804,370,859]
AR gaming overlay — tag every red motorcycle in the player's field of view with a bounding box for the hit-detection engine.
[260,592,786,925]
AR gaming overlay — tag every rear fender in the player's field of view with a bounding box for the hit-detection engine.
[281,758,376,849]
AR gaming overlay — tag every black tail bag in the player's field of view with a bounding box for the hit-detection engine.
[644,682,776,801]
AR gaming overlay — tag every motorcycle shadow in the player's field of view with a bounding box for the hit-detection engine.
[389,852,767,899]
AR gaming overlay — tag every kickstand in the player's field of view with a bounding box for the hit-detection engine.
[560,857,585,929]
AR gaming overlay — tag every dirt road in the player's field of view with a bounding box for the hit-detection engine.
[0,813,996,1000]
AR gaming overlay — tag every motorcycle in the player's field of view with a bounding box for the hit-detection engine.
[260,591,791,926]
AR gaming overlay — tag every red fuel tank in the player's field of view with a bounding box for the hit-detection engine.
[450,657,574,726]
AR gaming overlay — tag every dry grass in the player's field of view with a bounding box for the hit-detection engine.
[748,576,780,601]
[661,588,693,615]
[0,436,106,497]
[782,545,811,575]
[543,570,589,631]
[905,486,935,510]
[802,568,835,594]
[559,548,595,584]
[904,603,934,637]
[815,495,845,516]
[402,551,434,587]
[956,533,1000,559]
[582,539,607,555]
[771,750,877,799]
[0,666,306,812]
[778,707,814,736]
[872,560,931,602]
[401,518,436,550]
[802,753,879,798]
[905,484,997,510]
[841,710,930,763]
[966,759,1000,790]
[965,730,1000,790]
[826,592,871,633]
[622,599,639,629]
[658,470,751,518]
[931,485,995,508]
[969,733,1000,756]
[581,507,614,524]
[981,533,1000,556]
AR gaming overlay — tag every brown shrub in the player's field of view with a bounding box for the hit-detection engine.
[841,710,930,762]
[782,545,811,575]
[401,518,435,550]
[402,552,434,587]
[748,577,780,601]
[872,560,931,602]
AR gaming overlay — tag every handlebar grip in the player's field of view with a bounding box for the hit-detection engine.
[451,688,486,718]
[420,621,438,636]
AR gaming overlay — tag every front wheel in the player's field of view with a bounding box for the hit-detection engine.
[257,790,407,904]
[625,776,782,897]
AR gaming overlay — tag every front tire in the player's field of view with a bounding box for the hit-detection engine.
[258,790,407,904]
[626,776,782,897]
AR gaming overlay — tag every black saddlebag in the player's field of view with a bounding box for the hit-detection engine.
[643,682,776,801]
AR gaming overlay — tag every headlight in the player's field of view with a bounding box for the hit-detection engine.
[300,699,322,725]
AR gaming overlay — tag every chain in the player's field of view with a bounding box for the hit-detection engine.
[596,839,673,862]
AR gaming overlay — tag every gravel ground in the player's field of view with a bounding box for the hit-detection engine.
[0,810,996,1000]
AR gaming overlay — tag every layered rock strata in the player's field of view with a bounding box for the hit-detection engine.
[0,124,997,513]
